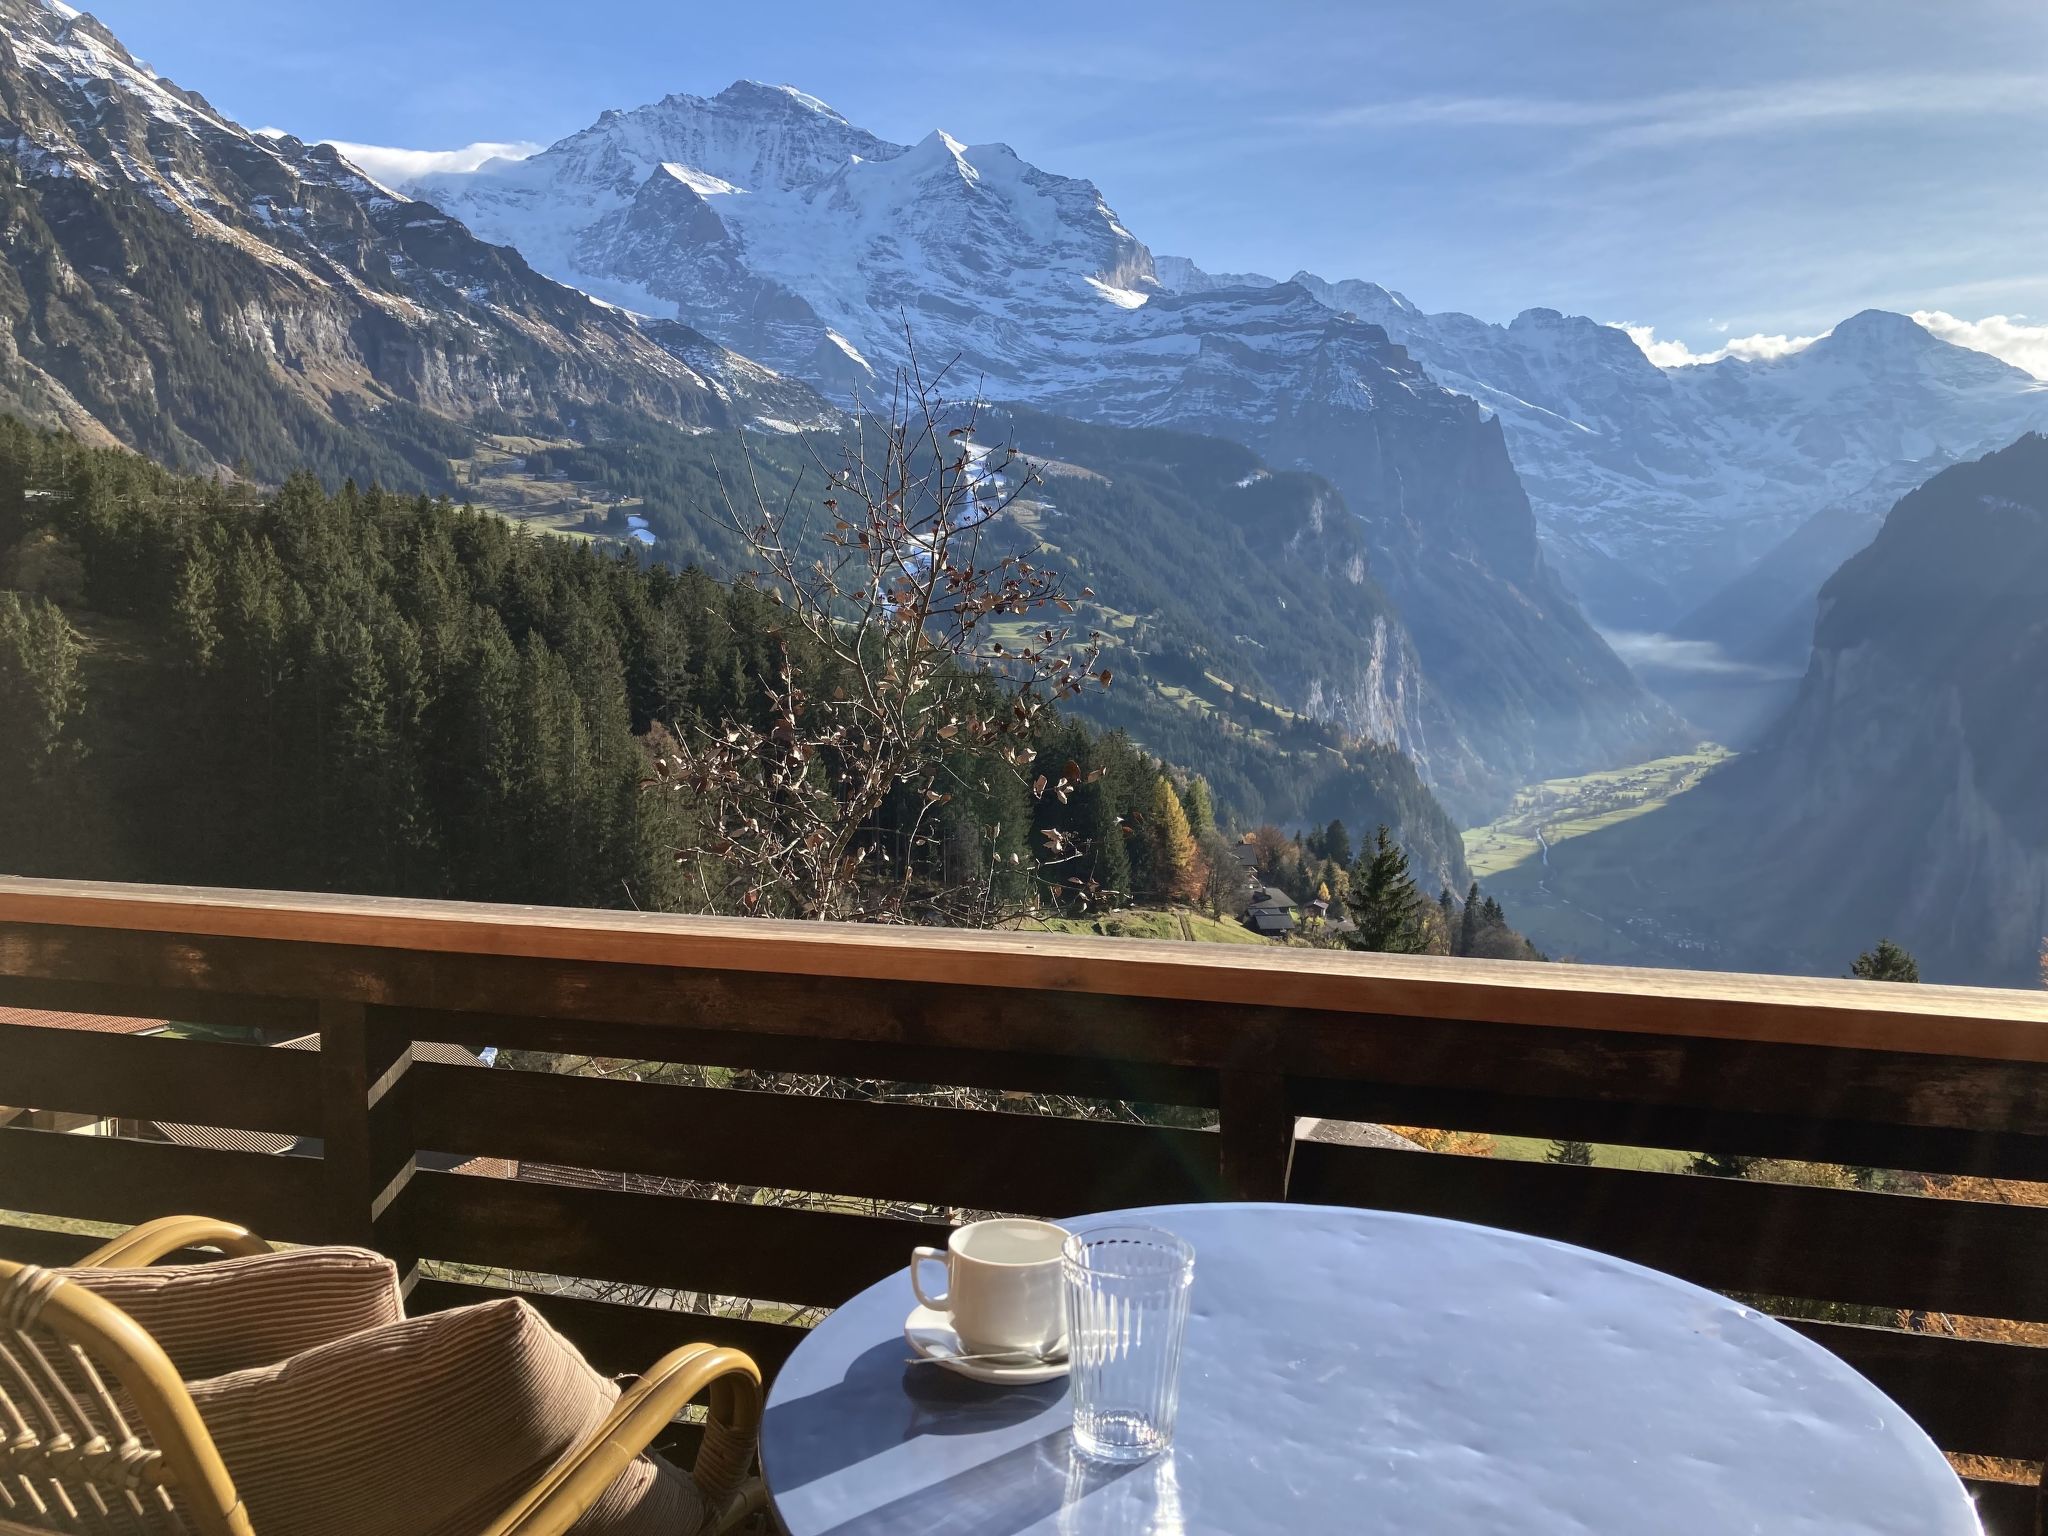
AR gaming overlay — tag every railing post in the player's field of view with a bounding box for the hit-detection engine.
[316,999,418,1284]
[1217,1005,1296,1204]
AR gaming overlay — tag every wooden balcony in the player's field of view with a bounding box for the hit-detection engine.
[5,877,2048,1531]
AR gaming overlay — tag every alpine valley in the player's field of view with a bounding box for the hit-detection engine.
[3,0,2045,980]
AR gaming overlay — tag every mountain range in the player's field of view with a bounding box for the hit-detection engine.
[5,0,2045,967]
[411,82,1683,810]
[1156,263,2048,637]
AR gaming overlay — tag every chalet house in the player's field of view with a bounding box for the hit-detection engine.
[1245,886,1298,938]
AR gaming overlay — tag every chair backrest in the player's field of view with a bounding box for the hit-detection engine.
[0,1261,253,1536]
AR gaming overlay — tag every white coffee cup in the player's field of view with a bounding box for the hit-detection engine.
[911,1218,1069,1355]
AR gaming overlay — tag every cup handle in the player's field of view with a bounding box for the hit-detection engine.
[910,1246,950,1311]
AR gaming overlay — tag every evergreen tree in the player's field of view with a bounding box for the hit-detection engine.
[1457,881,1482,957]
[1322,818,1352,871]
[1180,775,1215,838]
[1547,1139,1594,1166]
[1851,939,1920,983]
[0,591,87,871]
[1148,775,1202,903]
[1688,1151,1757,1179]
[1345,825,1428,954]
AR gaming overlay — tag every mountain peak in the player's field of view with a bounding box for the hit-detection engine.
[713,79,847,121]
[1823,309,1934,348]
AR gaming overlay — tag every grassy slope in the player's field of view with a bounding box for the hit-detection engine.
[1461,747,1737,966]
[1488,1137,1692,1173]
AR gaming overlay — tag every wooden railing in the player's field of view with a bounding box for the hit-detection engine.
[5,878,2048,1530]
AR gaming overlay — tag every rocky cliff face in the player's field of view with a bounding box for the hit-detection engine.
[1583,434,2048,984]
[1033,285,1680,810]
[0,1,831,483]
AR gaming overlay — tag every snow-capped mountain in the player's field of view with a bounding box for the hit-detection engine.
[414,82,1157,399]
[0,1,829,483]
[1166,263,2048,630]
[413,84,1681,810]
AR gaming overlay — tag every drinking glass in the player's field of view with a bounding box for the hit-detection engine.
[1061,1224,1196,1463]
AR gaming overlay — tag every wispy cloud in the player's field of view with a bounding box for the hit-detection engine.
[322,139,540,184]
[1910,311,2048,380]
[1600,630,1798,680]
[1287,70,2048,161]
[1614,323,1825,368]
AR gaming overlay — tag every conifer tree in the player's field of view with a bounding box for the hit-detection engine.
[1457,880,1482,957]
[1148,775,1202,903]
[1547,1139,1594,1166]
[1851,939,1920,983]
[1344,824,1428,954]
[1180,775,1215,838]
[1322,818,1352,870]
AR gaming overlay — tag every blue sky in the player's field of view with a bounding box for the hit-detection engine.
[85,0,2048,365]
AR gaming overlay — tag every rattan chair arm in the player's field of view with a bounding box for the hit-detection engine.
[0,1261,255,1536]
[478,1344,763,1536]
[79,1217,272,1269]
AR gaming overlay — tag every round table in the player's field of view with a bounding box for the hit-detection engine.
[761,1204,1979,1535]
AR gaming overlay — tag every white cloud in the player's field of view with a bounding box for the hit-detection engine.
[1910,311,2048,381]
[1614,323,1824,368]
[1600,630,1797,680]
[1289,70,2048,159]
[321,139,540,184]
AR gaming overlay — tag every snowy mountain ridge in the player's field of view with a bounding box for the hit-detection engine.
[414,81,1159,399]
[0,0,835,476]
[1162,261,2048,628]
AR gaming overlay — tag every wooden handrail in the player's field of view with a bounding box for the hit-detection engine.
[3,876,2048,1061]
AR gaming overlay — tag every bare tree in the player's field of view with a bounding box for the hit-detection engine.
[651,356,1109,924]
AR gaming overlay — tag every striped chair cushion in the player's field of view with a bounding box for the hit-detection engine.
[66,1246,402,1380]
[188,1297,703,1536]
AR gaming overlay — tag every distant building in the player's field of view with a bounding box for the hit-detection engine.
[1244,886,1298,938]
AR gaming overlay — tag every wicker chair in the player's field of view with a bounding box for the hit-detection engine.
[0,1217,764,1536]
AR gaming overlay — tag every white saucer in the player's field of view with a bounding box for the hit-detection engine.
[904,1304,1070,1384]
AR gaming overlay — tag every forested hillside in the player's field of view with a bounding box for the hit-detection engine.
[0,421,1464,910]
[511,407,1471,886]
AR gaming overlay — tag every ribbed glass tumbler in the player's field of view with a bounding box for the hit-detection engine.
[1061,1224,1196,1463]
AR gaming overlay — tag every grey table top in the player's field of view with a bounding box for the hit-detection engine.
[760,1203,1980,1535]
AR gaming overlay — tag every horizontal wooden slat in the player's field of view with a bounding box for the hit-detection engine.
[1291,1144,2048,1322]
[0,973,317,1034]
[11,917,2048,1135]
[0,1023,321,1136]
[1292,1022,2048,1141]
[408,1064,1218,1213]
[403,1010,1217,1108]
[408,1277,809,1381]
[0,1127,328,1244]
[1790,1320,2048,1461]
[0,1223,111,1267]
[1296,1077,2048,1180]
[6,877,2048,1061]
[400,1170,946,1309]
[0,925,1261,1077]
